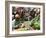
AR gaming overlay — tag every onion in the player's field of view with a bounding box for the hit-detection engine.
[15,14,20,19]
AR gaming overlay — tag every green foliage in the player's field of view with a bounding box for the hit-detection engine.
[30,15,40,30]
[33,20,40,30]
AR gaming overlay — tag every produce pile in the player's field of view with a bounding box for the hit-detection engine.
[12,7,40,31]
